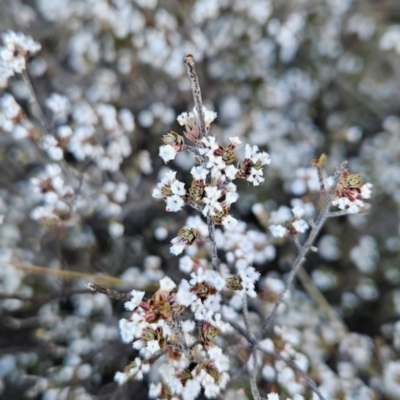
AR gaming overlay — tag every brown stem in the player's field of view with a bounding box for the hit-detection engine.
[86,282,132,302]
[184,54,207,139]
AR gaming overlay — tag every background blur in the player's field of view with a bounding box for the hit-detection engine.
[1,0,400,399]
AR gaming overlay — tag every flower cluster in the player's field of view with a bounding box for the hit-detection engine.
[0,31,41,87]
[115,277,231,399]
[269,206,309,238]
[153,108,270,242]
[331,169,373,213]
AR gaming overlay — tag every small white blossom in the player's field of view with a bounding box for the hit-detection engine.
[191,165,208,180]
[222,215,238,231]
[292,206,305,218]
[146,339,160,355]
[124,290,145,311]
[202,186,222,216]
[292,219,308,233]
[270,224,287,238]
[228,136,242,146]
[159,144,177,163]
[159,276,176,292]
[361,182,373,199]
[171,180,186,196]
[225,165,239,180]
[171,242,186,255]
[247,168,264,186]
[166,195,185,212]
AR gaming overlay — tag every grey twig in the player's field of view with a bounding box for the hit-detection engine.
[261,161,348,334]
[250,353,261,400]
[184,144,203,157]
[227,319,327,400]
[21,70,51,135]
[86,282,132,302]
[184,54,207,139]
[207,214,219,270]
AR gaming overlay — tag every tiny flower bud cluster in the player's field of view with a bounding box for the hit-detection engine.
[331,169,373,213]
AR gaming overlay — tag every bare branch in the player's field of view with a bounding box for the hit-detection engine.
[21,70,51,135]
[261,161,348,334]
[249,353,261,400]
[226,319,327,400]
[86,282,132,302]
[184,54,207,139]
[207,214,219,270]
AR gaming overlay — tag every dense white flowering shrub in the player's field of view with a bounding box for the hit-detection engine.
[1,1,400,399]
[88,56,374,400]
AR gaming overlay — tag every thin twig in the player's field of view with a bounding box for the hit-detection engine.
[242,294,251,335]
[296,266,347,333]
[11,263,129,287]
[207,214,219,270]
[327,210,355,218]
[261,161,348,334]
[21,70,51,135]
[249,353,261,400]
[86,282,133,301]
[184,144,203,157]
[227,319,327,400]
[184,54,207,139]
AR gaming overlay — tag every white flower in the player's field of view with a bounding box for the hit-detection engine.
[191,166,208,180]
[361,182,373,199]
[166,195,184,212]
[270,224,286,238]
[171,242,186,255]
[171,180,186,196]
[225,165,239,180]
[2,31,41,53]
[124,290,145,311]
[146,339,160,355]
[182,379,201,400]
[292,206,305,218]
[292,219,308,233]
[225,191,239,205]
[259,338,275,353]
[332,197,351,210]
[159,276,176,292]
[206,153,226,171]
[245,144,271,165]
[332,197,365,213]
[201,106,217,126]
[199,136,219,156]
[152,187,162,199]
[177,111,195,127]
[109,222,124,238]
[45,93,70,122]
[149,382,162,398]
[258,151,271,165]
[159,144,177,163]
[222,215,238,231]
[179,256,195,274]
[228,136,242,146]
[208,347,230,372]
[202,186,222,216]
[114,371,128,385]
[176,280,196,306]
[267,394,279,400]
[247,168,264,186]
